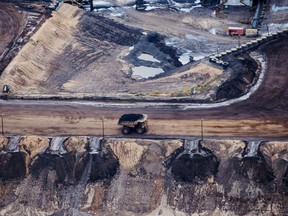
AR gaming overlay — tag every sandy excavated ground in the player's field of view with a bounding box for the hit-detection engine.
[0,3,246,100]
[0,1,287,101]
[1,5,83,93]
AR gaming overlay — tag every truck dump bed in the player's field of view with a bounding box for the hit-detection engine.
[118,114,148,127]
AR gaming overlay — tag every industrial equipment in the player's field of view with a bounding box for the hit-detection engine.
[118,114,148,134]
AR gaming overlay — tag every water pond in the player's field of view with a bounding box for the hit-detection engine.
[132,66,164,79]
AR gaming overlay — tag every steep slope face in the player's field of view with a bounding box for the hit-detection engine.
[0,136,120,215]
[163,140,282,215]
[165,139,220,183]
[80,139,182,215]
[0,137,288,215]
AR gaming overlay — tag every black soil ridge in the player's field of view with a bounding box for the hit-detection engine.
[30,148,119,185]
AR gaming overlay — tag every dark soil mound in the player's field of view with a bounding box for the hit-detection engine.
[90,148,119,182]
[30,148,119,184]
[79,13,142,46]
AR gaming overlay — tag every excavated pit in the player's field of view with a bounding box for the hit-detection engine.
[31,137,119,185]
[239,141,275,183]
[0,152,26,180]
[166,139,219,183]
[0,3,231,99]
[0,136,26,180]
[216,54,258,100]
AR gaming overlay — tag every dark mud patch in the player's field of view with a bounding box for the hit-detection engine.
[30,153,77,185]
[283,166,288,194]
[239,141,275,183]
[165,145,219,183]
[31,150,119,184]
[90,148,119,182]
[239,154,275,183]
[199,0,220,6]
[0,152,26,180]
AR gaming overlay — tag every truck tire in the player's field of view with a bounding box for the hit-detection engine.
[136,127,145,134]
[122,126,131,134]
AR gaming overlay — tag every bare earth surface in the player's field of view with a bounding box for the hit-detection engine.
[0,2,288,216]
[0,35,287,139]
[0,4,241,98]
[0,3,287,139]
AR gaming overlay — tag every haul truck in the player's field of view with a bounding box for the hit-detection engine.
[118,114,148,134]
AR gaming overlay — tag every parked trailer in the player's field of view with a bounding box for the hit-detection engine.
[228,27,245,36]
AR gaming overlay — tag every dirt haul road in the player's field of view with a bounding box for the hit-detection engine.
[0,36,287,139]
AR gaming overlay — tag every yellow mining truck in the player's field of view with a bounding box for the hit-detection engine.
[118,114,148,134]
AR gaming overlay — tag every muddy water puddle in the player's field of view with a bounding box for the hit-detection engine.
[132,66,164,78]
[137,53,160,63]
